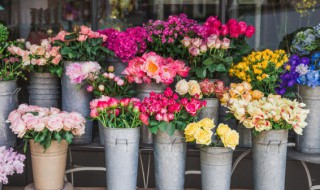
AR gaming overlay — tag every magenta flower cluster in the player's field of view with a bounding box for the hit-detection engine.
[0,146,25,184]
[98,27,148,62]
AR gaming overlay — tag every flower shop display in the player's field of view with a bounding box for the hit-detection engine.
[140,87,205,190]
[7,104,85,190]
[0,146,25,188]
[184,119,239,190]
[90,96,142,190]
[230,49,288,95]
[53,26,109,144]
[224,94,309,190]
[220,81,264,147]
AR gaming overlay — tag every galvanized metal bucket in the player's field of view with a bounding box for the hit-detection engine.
[28,72,60,108]
[200,147,233,190]
[136,83,166,144]
[199,98,219,139]
[98,122,105,145]
[237,123,252,148]
[0,80,19,148]
[105,56,127,76]
[104,127,140,190]
[62,61,93,144]
[252,129,288,190]
[154,130,186,190]
[296,85,320,153]
[0,182,2,190]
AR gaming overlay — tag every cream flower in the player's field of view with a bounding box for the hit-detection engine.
[175,79,189,95]
[188,80,201,96]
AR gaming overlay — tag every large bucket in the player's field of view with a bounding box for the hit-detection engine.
[198,98,219,138]
[200,147,233,190]
[252,129,288,190]
[62,61,93,144]
[0,80,19,148]
[154,130,186,190]
[105,56,127,76]
[237,123,252,148]
[296,85,320,153]
[30,140,68,190]
[136,83,166,144]
[104,127,140,190]
[28,72,60,108]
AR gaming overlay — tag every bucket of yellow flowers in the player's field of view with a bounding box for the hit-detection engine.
[184,118,239,190]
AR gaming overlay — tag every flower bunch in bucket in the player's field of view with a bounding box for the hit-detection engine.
[175,79,228,99]
[66,62,135,97]
[7,104,86,151]
[139,87,206,135]
[0,146,25,184]
[184,118,239,149]
[229,49,288,94]
[52,26,110,62]
[8,38,63,76]
[122,52,190,85]
[89,96,143,128]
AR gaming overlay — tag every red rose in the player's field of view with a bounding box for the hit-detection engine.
[185,103,197,116]
[220,25,229,36]
[168,103,181,113]
[245,25,255,38]
[164,87,173,97]
[238,21,247,34]
[180,98,188,106]
[140,113,149,126]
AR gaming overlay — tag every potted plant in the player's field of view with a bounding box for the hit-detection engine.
[224,94,309,190]
[0,25,25,148]
[52,25,110,144]
[123,52,190,144]
[90,96,143,190]
[0,146,25,189]
[9,38,62,108]
[7,104,86,190]
[140,87,205,190]
[184,119,239,190]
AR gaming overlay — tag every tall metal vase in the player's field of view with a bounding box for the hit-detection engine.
[29,72,60,108]
[237,123,252,148]
[296,85,320,153]
[136,83,166,144]
[104,127,140,190]
[105,56,127,76]
[0,80,19,148]
[154,130,186,190]
[252,129,288,190]
[200,147,233,190]
[198,98,219,139]
[62,61,93,144]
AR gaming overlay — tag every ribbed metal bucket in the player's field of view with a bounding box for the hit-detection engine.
[30,140,68,190]
[105,56,127,76]
[200,147,233,190]
[252,129,288,190]
[98,122,105,145]
[62,61,93,144]
[199,98,219,135]
[104,127,140,190]
[28,72,60,108]
[237,123,252,148]
[296,85,320,153]
[136,83,166,145]
[0,80,19,148]
[154,130,186,190]
[0,183,2,190]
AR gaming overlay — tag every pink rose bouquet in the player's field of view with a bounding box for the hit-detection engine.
[0,146,25,184]
[140,87,206,135]
[8,38,63,77]
[52,26,110,62]
[89,96,143,128]
[122,52,190,85]
[66,62,135,97]
[7,104,86,151]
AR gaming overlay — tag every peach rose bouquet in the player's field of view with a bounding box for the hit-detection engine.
[7,104,86,151]
[184,118,239,150]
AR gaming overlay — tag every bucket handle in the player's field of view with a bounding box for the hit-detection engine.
[11,88,21,104]
[115,139,128,151]
[267,140,285,153]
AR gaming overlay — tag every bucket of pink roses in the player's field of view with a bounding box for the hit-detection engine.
[90,96,143,190]
[184,118,239,190]
[0,146,25,189]
[122,52,190,144]
[140,87,206,190]
[7,104,86,190]
[52,26,110,144]
[0,37,25,148]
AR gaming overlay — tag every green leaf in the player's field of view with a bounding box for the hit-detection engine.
[167,123,175,136]
[122,119,130,128]
[196,67,207,79]
[64,33,77,40]
[34,130,47,143]
[216,64,226,72]
[203,58,214,66]
[158,121,168,132]
[64,132,73,144]
[54,132,62,143]
[150,125,158,134]
[150,120,159,126]
[207,64,216,72]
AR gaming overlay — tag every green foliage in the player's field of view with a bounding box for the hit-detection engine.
[0,24,9,42]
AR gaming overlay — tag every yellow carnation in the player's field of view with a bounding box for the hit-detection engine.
[220,130,239,150]
[216,123,231,137]
[198,118,215,129]
[184,122,200,136]
[194,127,213,145]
